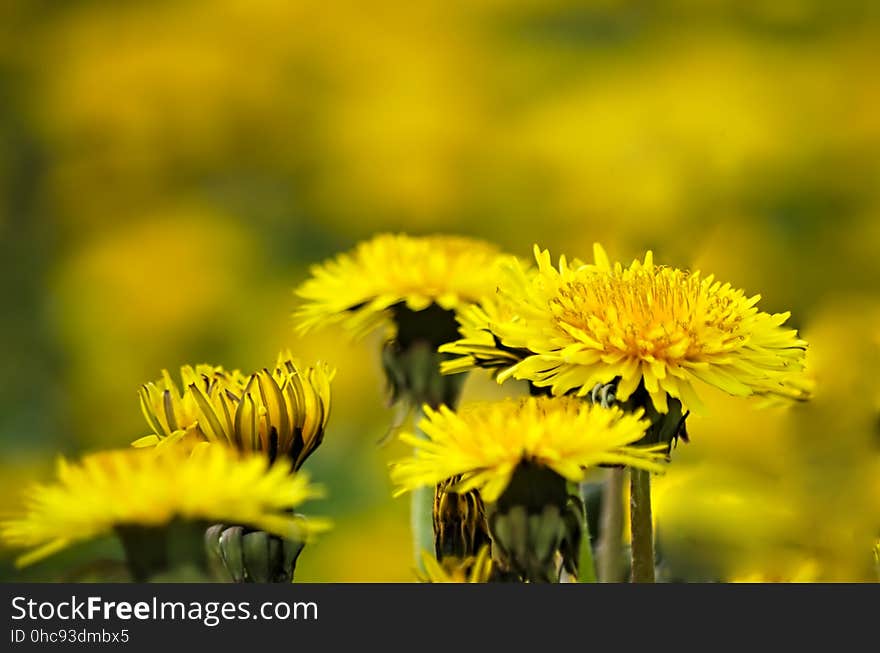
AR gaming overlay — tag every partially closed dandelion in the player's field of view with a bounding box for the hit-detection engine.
[432,475,493,562]
[134,353,333,470]
[392,397,664,582]
[136,364,248,440]
[1,446,328,581]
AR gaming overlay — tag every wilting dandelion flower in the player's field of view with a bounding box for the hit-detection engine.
[418,545,493,583]
[443,244,811,415]
[134,353,333,469]
[392,396,663,582]
[294,233,510,409]
[1,445,329,570]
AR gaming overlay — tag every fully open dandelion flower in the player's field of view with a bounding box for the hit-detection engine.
[391,396,664,503]
[1,445,329,568]
[295,233,513,411]
[294,233,508,339]
[445,244,811,414]
[134,353,333,469]
[394,397,663,583]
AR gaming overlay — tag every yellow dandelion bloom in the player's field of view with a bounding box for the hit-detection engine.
[294,233,508,339]
[418,545,493,583]
[1,445,329,568]
[134,353,333,469]
[446,244,811,414]
[391,396,665,503]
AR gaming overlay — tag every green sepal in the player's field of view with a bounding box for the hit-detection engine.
[218,526,246,582]
[208,524,306,583]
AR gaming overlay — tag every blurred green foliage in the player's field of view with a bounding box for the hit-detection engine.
[1,0,878,581]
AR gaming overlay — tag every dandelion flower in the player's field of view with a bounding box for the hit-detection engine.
[392,396,663,502]
[445,244,811,415]
[294,233,513,410]
[294,233,507,339]
[392,396,663,583]
[1,445,329,569]
[134,353,333,469]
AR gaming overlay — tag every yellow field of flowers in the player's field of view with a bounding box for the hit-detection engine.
[0,0,877,582]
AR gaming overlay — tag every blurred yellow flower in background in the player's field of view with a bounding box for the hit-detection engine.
[1,0,879,581]
[1,445,329,568]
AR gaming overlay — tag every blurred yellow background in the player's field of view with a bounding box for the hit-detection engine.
[0,0,877,581]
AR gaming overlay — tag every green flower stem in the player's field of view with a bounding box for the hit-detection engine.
[629,468,655,583]
[596,467,625,582]
[410,408,434,570]
[577,483,597,583]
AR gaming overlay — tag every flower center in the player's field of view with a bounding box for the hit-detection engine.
[550,267,745,363]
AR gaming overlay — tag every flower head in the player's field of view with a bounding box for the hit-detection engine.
[391,396,663,503]
[1,445,329,567]
[444,244,811,414]
[294,233,508,339]
[134,353,333,469]
[295,233,512,410]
